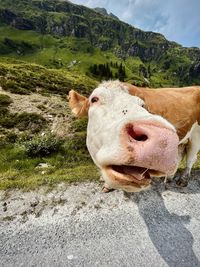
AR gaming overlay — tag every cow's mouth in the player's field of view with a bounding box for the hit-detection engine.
[105,165,164,187]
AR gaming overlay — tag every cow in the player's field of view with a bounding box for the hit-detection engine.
[68,80,200,192]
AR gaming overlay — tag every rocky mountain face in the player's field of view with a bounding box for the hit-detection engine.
[93,7,119,20]
[0,1,185,55]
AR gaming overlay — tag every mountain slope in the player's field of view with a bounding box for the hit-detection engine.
[0,0,174,55]
[0,0,200,87]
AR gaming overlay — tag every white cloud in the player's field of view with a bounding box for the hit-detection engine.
[72,0,109,8]
[71,0,200,47]
[157,0,200,46]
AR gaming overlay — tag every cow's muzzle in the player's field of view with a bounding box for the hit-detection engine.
[102,120,179,192]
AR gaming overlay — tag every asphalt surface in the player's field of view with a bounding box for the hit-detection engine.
[1,174,200,267]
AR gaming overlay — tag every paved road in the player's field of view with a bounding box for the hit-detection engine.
[1,175,200,267]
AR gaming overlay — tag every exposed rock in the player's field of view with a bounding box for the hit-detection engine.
[0,9,34,30]
[93,7,119,20]
[36,163,51,169]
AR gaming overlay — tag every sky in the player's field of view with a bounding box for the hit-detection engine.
[71,0,200,48]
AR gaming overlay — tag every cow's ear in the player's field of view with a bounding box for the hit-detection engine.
[68,90,89,117]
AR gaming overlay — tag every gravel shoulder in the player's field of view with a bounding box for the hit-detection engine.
[1,172,200,267]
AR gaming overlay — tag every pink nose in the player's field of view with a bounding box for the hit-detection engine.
[126,123,149,142]
[123,121,179,175]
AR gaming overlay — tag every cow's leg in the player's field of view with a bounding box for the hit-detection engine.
[177,124,200,186]
[164,174,175,183]
[164,144,186,183]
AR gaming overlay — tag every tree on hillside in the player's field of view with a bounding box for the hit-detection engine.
[118,62,126,81]
[89,63,113,80]
[139,64,148,78]
[89,62,126,81]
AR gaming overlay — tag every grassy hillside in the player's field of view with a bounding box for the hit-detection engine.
[0,80,100,190]
[0,58,97,95]
[0,60,99,190]
[0,26,146,85]
[0,136,99,190]
[0,0,199,190]
[0,25,198,87]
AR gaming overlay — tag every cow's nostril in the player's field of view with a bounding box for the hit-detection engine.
[126,124,148,142]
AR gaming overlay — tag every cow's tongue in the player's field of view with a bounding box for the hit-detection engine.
[113,166,150,180]
[123,166,149,180]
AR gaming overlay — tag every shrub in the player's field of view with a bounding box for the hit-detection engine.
[0,111,46,132]
[24,133,64,157]
[0,132,18,146]
[14,112,46,132]
[5,132,18,143]
[70,117,88,132]
[0,136,7,148]
[1,79,31,95]
[0,113,16,128]
[0,106,9,115]
[0,94,13,107]
[0,94,12,118]
[63,132,91,163]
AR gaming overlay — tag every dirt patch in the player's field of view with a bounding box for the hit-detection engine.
[0,86,72,136]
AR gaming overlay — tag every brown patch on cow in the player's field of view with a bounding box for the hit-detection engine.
[125,156,136,166]
[117,128,137,165]
[159,140,168,149]
[127,84,200,140]
[127,146,134,153]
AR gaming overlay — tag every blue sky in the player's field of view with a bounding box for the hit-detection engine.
[71,0,200,48]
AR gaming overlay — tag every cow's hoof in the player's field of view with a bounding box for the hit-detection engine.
[102,186,114,193]
[164,174,174,184]
[164,178,173,184]
[176,178,188,187]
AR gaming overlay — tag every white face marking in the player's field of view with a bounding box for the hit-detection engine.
[86,81,176,169]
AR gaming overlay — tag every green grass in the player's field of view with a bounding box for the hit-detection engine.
[0,164,99,191]
[0,114,97,191]
[0,26,56,46]
[0,143,99,191]
[0,60,98,95]
[179,153,200,171]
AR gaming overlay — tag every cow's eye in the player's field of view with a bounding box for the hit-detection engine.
[91,97,99,103]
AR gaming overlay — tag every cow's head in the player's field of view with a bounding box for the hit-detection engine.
[68,81,179,192]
